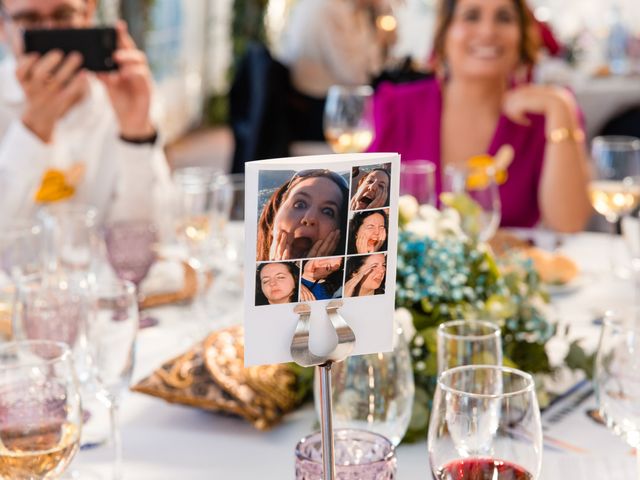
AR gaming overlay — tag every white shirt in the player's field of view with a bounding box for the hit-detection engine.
[0,57,172,229]
[280,0,383,97]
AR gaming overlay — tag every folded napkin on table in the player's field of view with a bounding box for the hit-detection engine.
[131,325,302,430]
[138,259,197,309]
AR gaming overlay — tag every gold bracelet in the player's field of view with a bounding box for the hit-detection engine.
[547,127,585,144]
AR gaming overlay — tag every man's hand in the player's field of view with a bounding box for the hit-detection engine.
[97,21,155,139]
[18,50,87,142]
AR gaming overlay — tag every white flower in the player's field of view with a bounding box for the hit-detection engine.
[418,204,440,222]
[405,220,436,238]
[394,307,416,340]
[399,195,419,222]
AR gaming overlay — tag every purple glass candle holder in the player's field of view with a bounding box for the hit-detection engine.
[295,428,396,480]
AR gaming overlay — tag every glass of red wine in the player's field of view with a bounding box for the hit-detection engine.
[104,220,158,328]
[428,365,542,480]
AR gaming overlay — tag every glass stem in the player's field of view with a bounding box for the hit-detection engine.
[608,218,618,275]
[110,397,123,480]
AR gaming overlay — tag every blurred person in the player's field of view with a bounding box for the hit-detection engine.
[369,0,591,232]
[257,169,349,261]
[299,256,343,301]
[344,253,386,297]
[255,261,299,305]
[348,209,388,254]
[279,0,396,140]
[0,0,171,228]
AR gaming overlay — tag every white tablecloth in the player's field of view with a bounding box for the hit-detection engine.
[73,232,637,479]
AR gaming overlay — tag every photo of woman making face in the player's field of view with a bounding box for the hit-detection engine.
[344,253,386,298]
[257,169,349,261]
[255,261,300,306]
[350,165,391,211]
[299,256,344,302]
[348,209,388,254]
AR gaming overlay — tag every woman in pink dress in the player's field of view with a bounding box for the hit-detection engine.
[369,0,591,231]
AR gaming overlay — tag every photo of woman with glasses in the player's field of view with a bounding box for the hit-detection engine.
[257,169,349,261]
[255,261,300,306]
[344,253,387,297]
[348,209,388,254]
[350,164,391,211]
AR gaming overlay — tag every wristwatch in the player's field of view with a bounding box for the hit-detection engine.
[119,130,158,145]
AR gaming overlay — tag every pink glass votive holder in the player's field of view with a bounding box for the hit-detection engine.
[294,428,396,480]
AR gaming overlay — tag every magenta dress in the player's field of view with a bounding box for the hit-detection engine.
[368,77,546,227]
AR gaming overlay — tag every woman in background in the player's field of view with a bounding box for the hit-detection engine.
[344,253,386,297]
[257,169,349,261]
[368,0,591,232]
[256,262,300,305]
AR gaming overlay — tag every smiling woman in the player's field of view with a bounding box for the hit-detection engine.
[256,169,349,261]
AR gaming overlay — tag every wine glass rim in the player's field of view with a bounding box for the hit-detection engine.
[438,365,535,398]
[39,202,98,217]
[295,428,395,464]
[0,220,42,240]
[0,340,72,369]
[438,319,501,340]
[94,278,137,296]
[328,84,374,96]
[400,160,436,174]
[592,135,640,151]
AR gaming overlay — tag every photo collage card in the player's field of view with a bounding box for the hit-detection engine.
[244,153,400,366]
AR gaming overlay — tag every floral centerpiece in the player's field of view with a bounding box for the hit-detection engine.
[395,195,586,442]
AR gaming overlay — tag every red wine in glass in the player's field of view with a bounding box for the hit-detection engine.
[104,221,158,328]
[434,458,533,480]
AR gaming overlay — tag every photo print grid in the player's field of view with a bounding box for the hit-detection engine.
[254,163,392,305]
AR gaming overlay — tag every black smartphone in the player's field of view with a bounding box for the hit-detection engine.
[23,27,117,72]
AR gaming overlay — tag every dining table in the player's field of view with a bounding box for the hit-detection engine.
[72,230,638,479]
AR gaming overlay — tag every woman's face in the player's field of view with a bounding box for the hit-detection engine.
[304,257,342,280]
[359,254,386,291]
[444,0,521,80]
[273,177,343,258]
[356,213,386,253]
[353,171,389,210]
[260,263,296,304]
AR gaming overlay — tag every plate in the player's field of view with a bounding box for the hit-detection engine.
[544,273,589,296]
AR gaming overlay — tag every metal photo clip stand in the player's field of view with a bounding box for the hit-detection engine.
[290,300,355,480]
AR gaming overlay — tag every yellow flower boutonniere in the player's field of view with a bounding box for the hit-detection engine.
[466,144,514,191]
[34,163,86,203]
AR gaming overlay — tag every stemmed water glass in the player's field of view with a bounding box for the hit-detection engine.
[0,340,83,479]
[437,319,503,374]
[400,160,437,207]
[324,85,374,153]
[428,365,543,480]
[87,278,138,480]
[104,221,158,328]
[589,136,640,274]
[594,307,640,479]
[172,167,233,332]
[442,165,501,243]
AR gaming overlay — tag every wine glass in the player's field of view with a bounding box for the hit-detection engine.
[324,85,374,153]
[0,340,82,479]
[400,160,437,207]
[442,165,501,243]
[172,167,233,332]
[437,319,502,374]
[594,307,640,479]
[428,365,543,480]
[104,221,158,328]
[0,220,46,281]
[589,136,640,274]
[316,324,414,446]
[87,278,138,480]
[38,203,101,283]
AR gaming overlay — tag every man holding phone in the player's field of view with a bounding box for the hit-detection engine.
[0,0,170,227]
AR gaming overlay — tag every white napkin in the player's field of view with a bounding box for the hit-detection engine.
[138,259,185,297]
